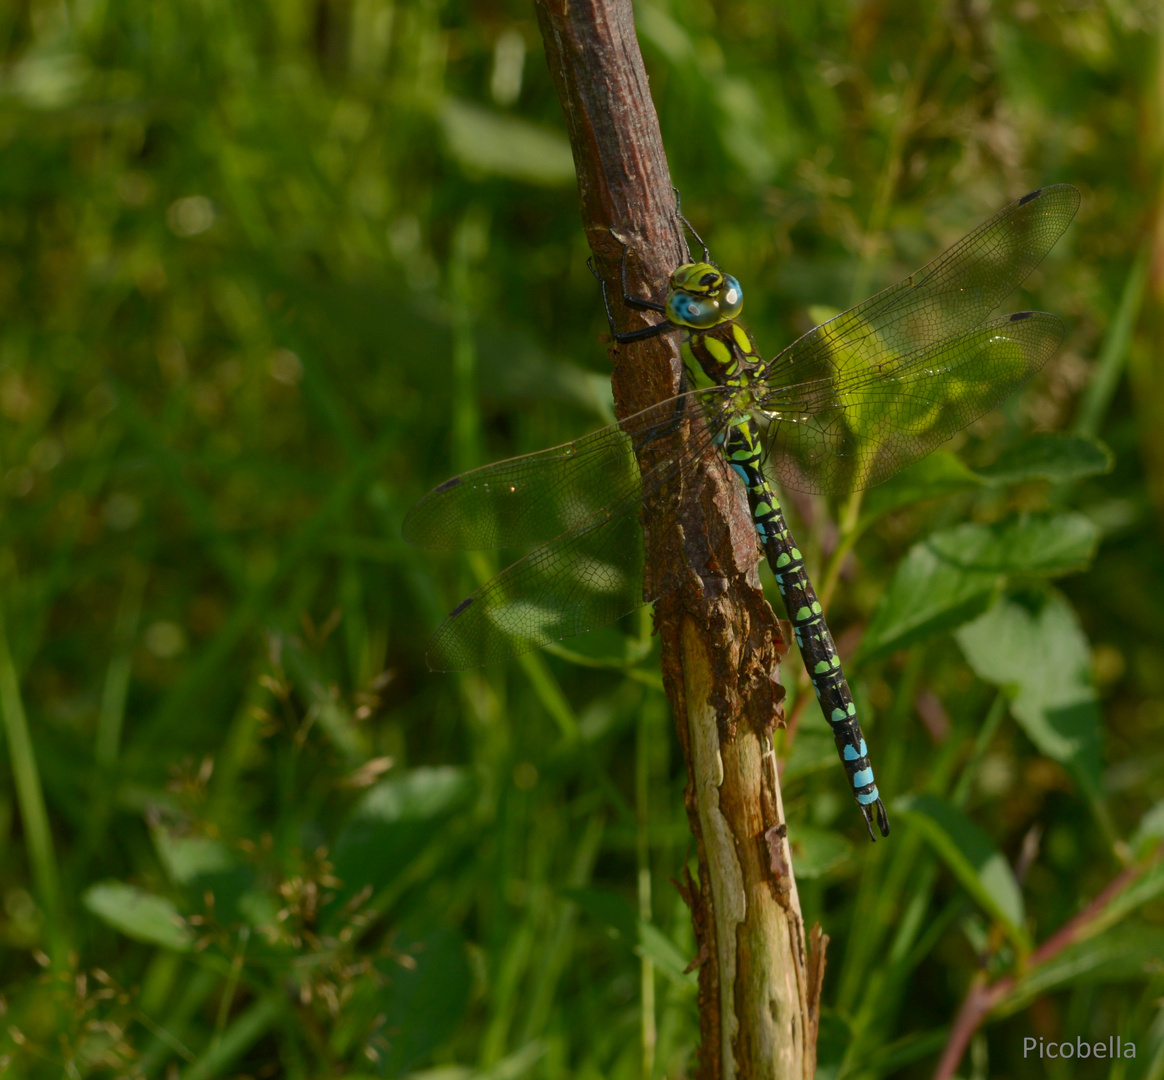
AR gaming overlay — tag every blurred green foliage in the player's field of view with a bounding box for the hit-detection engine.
[0,0,1162,1077]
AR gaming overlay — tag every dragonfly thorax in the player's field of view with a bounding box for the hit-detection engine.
[665,261,743,329]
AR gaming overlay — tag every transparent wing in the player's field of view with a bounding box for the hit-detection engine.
[762,311,1064,493]
[403,388,727,550]
[425,487,648,670]
[757,184,1079,494]
[404,388,734,670]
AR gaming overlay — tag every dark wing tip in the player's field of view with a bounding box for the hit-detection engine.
[1018,182,1081,218]
[422,596,478,672]
[402,476,465,545]
[1019,182,1080,218]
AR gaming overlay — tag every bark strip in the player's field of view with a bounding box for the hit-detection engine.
[533,2,821,1075]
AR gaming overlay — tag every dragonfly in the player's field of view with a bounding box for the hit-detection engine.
[404,184,1080,840]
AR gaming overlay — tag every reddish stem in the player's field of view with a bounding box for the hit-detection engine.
[933,841,1164,1080]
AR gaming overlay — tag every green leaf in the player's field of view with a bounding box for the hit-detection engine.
[151,827,257,927]
[83,881,193,951]
[975,512,1100,576]
[376,926,471,1076]
[858,531,999,662]
[859,514,1099,662]
[152,831,236,886]
[999,924,1164,1016]
[1084,860,1164,935]
[637,919,699,988]
[789,826,853,879]
[975,432,1114,484]
[636,3,696,63]
[816,1010,854,1076]
[782,730,838,780]
[564,886,638,944]
[807,304,843,326]
[861,451,983,521]
[567,887,697,987]
[353,765,473,822]
[440,99,575,186]
[330,767,474,909]
[895,794,1027,947]
[1132,801,1164,854]
[956,590,1103,802]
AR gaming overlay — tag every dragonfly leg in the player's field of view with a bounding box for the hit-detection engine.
[587,234,670,344]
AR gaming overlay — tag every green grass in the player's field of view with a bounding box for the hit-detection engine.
[0,1,1162,1077]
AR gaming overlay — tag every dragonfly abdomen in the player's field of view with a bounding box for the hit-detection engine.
[724,420,890,840]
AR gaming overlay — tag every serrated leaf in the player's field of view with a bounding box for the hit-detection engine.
[977,513,1099,576]
[895,794,1027,947]
[975,432,1113,485]
[83,881,193,951]
[862,451,983,521]
[859,514,1099,662]
[858,533,999,663]
[956,590,1102,801]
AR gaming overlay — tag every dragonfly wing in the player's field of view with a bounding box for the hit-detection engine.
[759,185,1079,400]
[425,488,653,670]
[763,311,1065,494]
[404,422,643,551]
[414,387,734,669]
[403,388,727,550]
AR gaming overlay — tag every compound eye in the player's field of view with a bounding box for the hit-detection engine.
[719,275,744,318]
[667,293,719,328]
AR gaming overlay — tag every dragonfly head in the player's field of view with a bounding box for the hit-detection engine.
[665,262,744,329]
